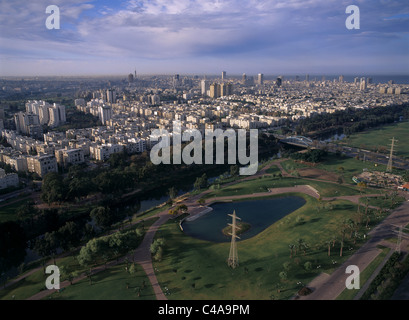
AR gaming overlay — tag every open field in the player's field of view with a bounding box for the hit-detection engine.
[203,175,374,199]
[152,194,375,300]
[47,263,155,300]
[282,153,389,184]
[338,121,409,159]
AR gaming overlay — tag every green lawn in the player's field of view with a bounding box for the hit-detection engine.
[203,175,372,199]
[0,218,159,300]
[359,195,406,211]
[336,246,391,300]
[152,195,371,300]
[265,165,281,176]
[339,121,409,159]
[47,264,155,300]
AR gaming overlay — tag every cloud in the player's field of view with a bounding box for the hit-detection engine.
[0,0,408,75]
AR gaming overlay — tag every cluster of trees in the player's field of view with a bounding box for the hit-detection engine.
[361,252,409,300]
[33,220,84,264]
[193,173,208,191]
[77,227,144,271]
[150,238,165,262]
[295,103,409,137]
[290,149,327,163]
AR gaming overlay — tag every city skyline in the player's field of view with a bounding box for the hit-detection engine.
[0,0,408,76]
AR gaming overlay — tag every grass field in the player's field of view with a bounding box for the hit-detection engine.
[47,263,155,300]
[338,121,409,159]
[203,175,372,199]
[152,194,371,300]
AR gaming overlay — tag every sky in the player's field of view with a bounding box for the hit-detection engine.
[0,0,408,76]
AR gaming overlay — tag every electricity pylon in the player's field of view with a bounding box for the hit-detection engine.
[386,137,397,172]
[227,210,241,269]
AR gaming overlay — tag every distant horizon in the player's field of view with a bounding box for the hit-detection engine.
[1,73,409,85]
[1,1,408,77]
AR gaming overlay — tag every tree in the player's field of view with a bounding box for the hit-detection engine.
[167,187,178,200]
[304,261,312,271]
[327,240,332,257]
[289,244,295,258]
[57,221,82,251]
[90,206,113,230]
[297,238,305,256]
[41,172,66,204]
[230,165,239,177]
[197,198,205,206]
[279,271,287,280]
[177,204,188,213]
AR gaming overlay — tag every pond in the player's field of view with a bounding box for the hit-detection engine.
[182,196,306,243]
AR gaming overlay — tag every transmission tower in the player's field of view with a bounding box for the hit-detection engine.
[386,137,397,172]
[227,210,241,269]
[395,225,403,254]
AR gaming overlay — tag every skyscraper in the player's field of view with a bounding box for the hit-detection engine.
[242,73,247,85]
[221,83,233,96]
[339,75,344,83]
[209,83,221,98]
[201,80,210,96]
[222,71,227,81]
[360,78,367,91]
[258,73,264,85]
[106,89,116,103]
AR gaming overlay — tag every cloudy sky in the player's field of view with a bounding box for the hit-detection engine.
[0,0,408,76]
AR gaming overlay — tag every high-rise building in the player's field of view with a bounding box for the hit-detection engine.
[106,89,116,104]
[209,83,221,98]
[339,75,344,83]
[99,105,113,125]
[221,83,233,96]
[354,77,359,84]
[201,80,210,96]
[222,71,227,81]
[128,73,134,83]
[173,74,180,88]
[258,73,264,85]
[276,77,282,87]
[360,78,367,91]
[305,74,309,82]
[48,103,66,127]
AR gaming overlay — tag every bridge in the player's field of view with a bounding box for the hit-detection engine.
[277,135,314,148]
